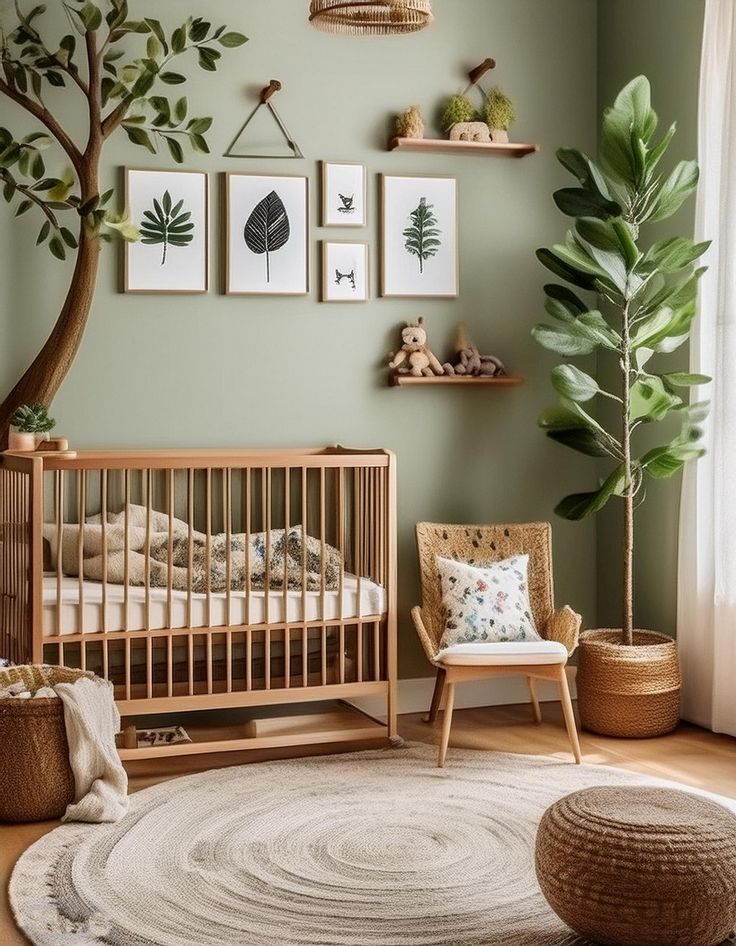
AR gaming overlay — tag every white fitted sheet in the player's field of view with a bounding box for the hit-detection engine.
[42,574,385,636]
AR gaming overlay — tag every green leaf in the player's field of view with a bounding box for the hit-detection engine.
[554,187,621,220]
[661,372,711,387]
[629,375,682,423]
[60,226,78,248]
[125,126,156,154]
[600,76,657,181]
[554,465,629,520]
[171,25,187,53]
[631,300,696,353]
[538,402,616,457]
[640,237,710,274]
[218,31,247,47]
[36,220,50,244]
[164,136,184,163]
[550,364,600,402]
[78,2,103,31]
[647,160,699,222]
[536,247,598,292]
[641,439,706,479]
[174,97,188,123]
[48,235,66,260]
[138,188,194,262]
[159,71,186,85]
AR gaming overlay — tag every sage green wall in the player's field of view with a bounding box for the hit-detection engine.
[0,0,600,678]
[596,0,705,633]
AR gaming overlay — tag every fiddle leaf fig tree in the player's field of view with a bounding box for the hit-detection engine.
[0,1,247,439]
[533,76,710,645]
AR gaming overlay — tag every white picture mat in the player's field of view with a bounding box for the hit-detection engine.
[125,169,208,293]
[226,174,308,295]
[323,242,368,301]
[382,175,458,297]
[323,163,366,226]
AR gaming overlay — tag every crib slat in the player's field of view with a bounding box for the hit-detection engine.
[263,469,271,692]
[187,468,193,632]
[167,469,174,632]
[206,468,213,694]
[283,467,290,689]
[145,468,153,699]
[320,466,326,686]
[301,466,308,685]
[55,470,63,638]
[77,471,85,647]
[101,469,108,643]
[224,468,232,628]
[244,469,251,689]
[123,470,130,633]
[338,467,345,684]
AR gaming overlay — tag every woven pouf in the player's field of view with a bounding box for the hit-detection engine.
[535,786,736,946]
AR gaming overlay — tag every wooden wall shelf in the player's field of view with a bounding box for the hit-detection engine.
[390,374,523,387]
[388,137,539,158]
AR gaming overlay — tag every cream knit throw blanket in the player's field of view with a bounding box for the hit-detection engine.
[55,677,129,824]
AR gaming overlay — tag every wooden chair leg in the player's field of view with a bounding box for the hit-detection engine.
[424,668,446,724]
[527,676,542,724]
[438,681,456,768]
[557,666,582,764]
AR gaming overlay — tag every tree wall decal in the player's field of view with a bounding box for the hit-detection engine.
[0,2,247,440]
[403,197,441,273]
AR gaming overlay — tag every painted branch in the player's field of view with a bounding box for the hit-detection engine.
[260,79,281,103]
[468,58,496,85]
[0,222,101,443]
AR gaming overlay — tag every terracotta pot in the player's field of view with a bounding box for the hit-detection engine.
[576,629,681,738]
[7,431,37,451]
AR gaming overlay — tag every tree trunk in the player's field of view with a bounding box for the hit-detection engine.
[0,222,101,445]
[621,303,634,646]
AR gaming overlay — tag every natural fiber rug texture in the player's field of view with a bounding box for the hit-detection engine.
[10,743,736,946]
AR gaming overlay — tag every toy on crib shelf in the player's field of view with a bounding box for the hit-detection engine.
[443,323,507,377]
[389,317,445,378]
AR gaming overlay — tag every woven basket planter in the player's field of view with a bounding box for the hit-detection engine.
[0,665,91,823]
[576,628,681,738]
[536,786,736,946]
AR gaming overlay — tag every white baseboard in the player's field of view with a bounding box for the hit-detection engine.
[350,667,577,719]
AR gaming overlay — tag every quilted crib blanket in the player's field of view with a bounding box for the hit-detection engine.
[43,505,342,593]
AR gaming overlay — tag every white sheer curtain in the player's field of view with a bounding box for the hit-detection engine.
[678,0,736,736]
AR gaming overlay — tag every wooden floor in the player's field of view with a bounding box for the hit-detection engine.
[2,702,735,946]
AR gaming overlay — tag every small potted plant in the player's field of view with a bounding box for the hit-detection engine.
[8,404,56,451]
[484,86,516,143]
[532,76,708,737]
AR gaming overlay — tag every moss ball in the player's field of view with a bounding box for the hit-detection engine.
[485,86,516,130]
[440,94,476,131]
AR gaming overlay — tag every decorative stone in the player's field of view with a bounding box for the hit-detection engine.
[449,121,491,143]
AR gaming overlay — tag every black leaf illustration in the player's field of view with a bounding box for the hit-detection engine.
[403,197,441,273]
[243,190,290,282]
[139,190,194,265]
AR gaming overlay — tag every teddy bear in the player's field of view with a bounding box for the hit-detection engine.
[389,317,445,377]
[442,324,507,377]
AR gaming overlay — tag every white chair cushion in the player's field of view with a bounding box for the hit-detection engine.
[435,639,568,666]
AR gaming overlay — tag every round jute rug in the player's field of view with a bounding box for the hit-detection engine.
[10,743,736,946]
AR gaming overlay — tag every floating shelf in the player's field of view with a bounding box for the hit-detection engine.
[390,374,523,387]
[388,137,539,158]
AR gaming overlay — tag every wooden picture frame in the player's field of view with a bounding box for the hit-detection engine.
[124,167,209,294]
[224,172,309,296]
[380,174,458,299]
[321,161,367,227]
[321,241,369,303]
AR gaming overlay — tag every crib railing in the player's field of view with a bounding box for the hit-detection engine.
[2,448,396,722]
[0,453,43,665]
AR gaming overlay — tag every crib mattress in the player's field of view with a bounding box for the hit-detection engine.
[42,574,386,636]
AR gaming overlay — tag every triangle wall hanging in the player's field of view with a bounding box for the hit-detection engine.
[224,80,304,159]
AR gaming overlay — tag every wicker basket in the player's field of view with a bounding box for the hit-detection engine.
[576,629,681,738]
[536,786,736,946]
[0,665,90,823]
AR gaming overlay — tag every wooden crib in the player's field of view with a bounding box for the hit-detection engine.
[0,447,397,759]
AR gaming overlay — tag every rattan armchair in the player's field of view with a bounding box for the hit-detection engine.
[412,522,582,767]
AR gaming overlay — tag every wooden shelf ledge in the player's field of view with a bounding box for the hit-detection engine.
[390,374,523,387]
[388,137,539,158]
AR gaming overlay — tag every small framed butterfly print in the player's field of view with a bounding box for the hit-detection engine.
[321,162,367,227]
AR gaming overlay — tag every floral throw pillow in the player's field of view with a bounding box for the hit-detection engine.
[437,555,541,649]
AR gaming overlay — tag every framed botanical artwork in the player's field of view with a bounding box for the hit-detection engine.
[225,173,309,295]
[381,174,458,298]
[124,168,208,294]
[322,241,369,303]
[321,162,366,227]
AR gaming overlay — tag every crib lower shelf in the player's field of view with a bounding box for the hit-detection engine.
[117,701,388,760]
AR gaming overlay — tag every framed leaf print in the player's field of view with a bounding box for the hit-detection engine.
[124,168,209,294]
[381,174,458,298]
[322,241,369,302]
[225,173,309,295]
[321,162,367,227]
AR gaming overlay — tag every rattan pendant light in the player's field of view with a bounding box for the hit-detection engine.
[309,0,433,35]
